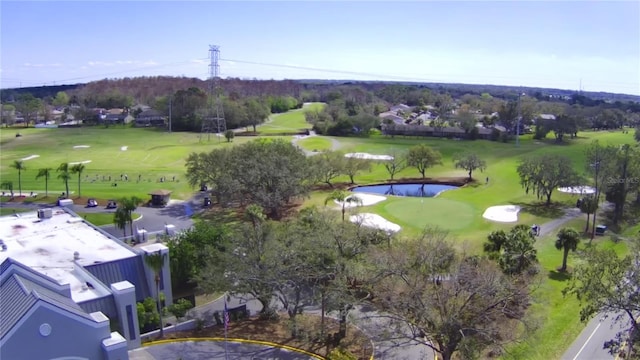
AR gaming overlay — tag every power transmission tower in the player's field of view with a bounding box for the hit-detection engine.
[200,45,226,141]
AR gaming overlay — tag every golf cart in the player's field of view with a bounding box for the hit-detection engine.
[106,200,117,209]
[87,198,98,208]
[203,196,212,207]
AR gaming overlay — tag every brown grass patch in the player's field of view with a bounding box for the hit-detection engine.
[160,314,373,359]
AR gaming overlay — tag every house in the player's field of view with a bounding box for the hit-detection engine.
[379,112,406,125]
[389,104,412,113]
[0,207,173,354]
[1,258,129,360]
[135,109,166,127]
[536,114,557,123]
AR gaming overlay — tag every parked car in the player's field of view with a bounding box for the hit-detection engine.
[87,198,98,208]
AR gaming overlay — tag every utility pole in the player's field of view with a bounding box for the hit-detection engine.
[168,95,172,133]
[516,93,523,147]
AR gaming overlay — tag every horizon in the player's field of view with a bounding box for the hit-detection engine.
[1,1,639,96]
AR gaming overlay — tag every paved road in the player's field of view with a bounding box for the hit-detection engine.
[129,340,319,360]
[562,313,628,360]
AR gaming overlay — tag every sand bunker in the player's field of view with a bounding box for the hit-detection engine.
[350,213,401,233]
[335,193,387,208]
[69,160,92,165]
[345,153,394,161]
[73,145,90,149]
[121,146,128,151]
[483,205,521,223]
[21,155,40,161]
[558,186,595,194]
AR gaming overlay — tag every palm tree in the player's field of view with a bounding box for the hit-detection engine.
[324,190,363,222]
[555,227,581,272]
[56,162,71,197]
[120,196,143,237]
[10,160,26,196]
[144,251,167,338]
[113,207,128,238]
[35,168,52,198]
[70,163,86,198]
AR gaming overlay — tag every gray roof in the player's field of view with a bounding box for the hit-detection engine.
[0,258,95,339]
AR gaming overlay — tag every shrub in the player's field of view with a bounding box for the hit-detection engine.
[326,347,358,360]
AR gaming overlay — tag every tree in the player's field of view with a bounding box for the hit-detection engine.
[244,97,270,132]
[635,127,640,143]
[368,230,530,360]
[10,160,26,196]
[120,196,143,238]
[35,168,52,198]
[113,207,128,238]
[564,246,640,356]
[324,189,363,222]
[1,181,14,197]
[585,140,618,240]
[484,225,538,275]
[224,129,235,142]
[70,163,86,198]
[579,196,599,233]
[15,93,42,127]
[309,151,346,187]
[453,152,487,181]
[144,251,167,338]
[517,154,581,206]
[56,162,71,197]
[555,227,581,272]
[343,156,371,184]
[382,149,406,181]
[406,144,442,178]
[52,91,69,107]
[605,144,640,225]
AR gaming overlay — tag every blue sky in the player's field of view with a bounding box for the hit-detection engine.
[1,1,639,95]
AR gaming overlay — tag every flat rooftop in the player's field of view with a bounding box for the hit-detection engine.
[0,207,137,302]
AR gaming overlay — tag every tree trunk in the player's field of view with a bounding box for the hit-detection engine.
[320,292,326,338]
[468,170,472,180]
[561,247,569,272]
[156,278,164,338]
[584,213,591,233]
[546,192,553,206]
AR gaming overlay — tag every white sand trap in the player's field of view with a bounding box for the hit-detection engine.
[483,205,521,223]
[73,145,90,149]
[21,155,40,161]
[558,186,595,195]
[121,146,128,151]
[350,213,401,233]
[69,160,92,165]
[345,153,394,161]
[335,193,387,208]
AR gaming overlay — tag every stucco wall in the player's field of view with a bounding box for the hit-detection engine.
[2,304,110,360]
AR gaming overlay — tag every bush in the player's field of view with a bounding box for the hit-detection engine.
[326,347,358,360]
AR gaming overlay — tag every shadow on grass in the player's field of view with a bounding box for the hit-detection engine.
[548,270,571,282]
[513,201,565,218]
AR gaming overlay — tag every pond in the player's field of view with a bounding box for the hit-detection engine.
[351,183,459,197]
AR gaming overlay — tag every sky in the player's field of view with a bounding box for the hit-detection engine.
[1,1,639,95]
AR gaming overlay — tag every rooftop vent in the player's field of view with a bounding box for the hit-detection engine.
[73,251,80,260]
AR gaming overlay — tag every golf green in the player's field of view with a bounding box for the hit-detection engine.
[379,196,476,232]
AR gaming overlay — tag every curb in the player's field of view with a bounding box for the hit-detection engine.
[143,337,325,359]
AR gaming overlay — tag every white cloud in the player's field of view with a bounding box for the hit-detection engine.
[23,62,62,68]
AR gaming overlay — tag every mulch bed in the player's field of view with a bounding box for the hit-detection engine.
[158,314,374,359]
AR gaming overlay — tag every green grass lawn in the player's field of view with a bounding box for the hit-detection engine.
[296,136,333,152]
[257,102,324,134]
[74,211,141,226]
